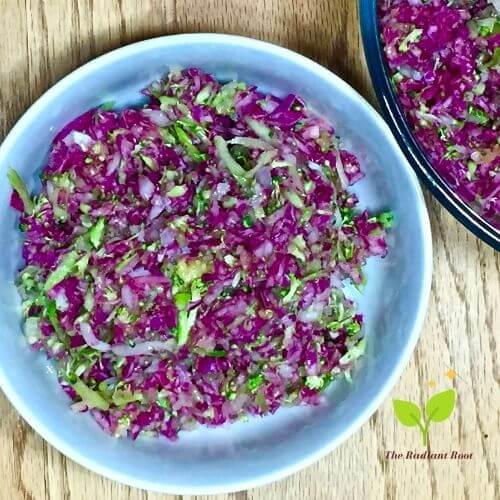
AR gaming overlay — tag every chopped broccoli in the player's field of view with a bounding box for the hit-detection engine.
[177,307,199,346]
[44,251,80,292]
[175,258,211,285]
[89,217,106,248]
[399,28,423,53]
[7,168,33,214]
[246,373,265,392]
[282,274,301,304]
[72,378,109,410]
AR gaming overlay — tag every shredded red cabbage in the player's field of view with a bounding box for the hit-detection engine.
[379,0,499,229]
[10,68,391,440]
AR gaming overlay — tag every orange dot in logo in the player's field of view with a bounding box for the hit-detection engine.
[428,380,436,388]
[445,369,457,380]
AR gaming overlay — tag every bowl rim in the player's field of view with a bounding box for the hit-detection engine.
[359,0,500,251]
[0,33,433,494]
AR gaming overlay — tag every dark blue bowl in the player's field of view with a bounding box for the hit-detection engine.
[359,0,500,250]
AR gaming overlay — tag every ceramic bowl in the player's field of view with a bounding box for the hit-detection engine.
[0,34,432,494]
[359,0,500,250]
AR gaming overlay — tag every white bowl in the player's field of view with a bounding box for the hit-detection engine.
[0,34,432,494]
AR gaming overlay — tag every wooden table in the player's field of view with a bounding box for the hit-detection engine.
[1,1,498,499]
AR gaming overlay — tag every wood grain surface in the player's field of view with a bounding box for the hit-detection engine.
[0,1,498,499]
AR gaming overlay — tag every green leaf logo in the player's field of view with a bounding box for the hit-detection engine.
[392,389,456,446]
[393,400,422,427]
[425,389,456,422]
